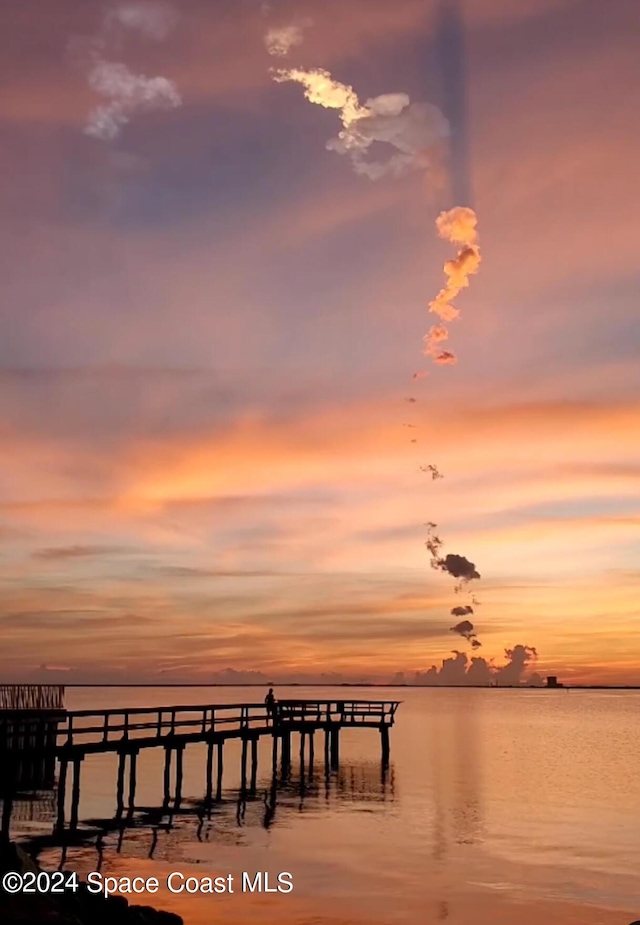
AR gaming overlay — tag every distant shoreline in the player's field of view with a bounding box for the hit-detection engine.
[16,682,640,690]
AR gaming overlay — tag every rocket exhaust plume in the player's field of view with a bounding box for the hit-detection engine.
[450,618,481,647]
[450,607,482,647]
[451,605,473,617]
[265,20,313,57]
[424,206,481,364]
[271,67,449,180]
[425,527,480,580]
[420,464,443,480]
[425,521,482,643]
[269,52,487,645]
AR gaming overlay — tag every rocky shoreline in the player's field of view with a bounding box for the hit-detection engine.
[0,836,183,925]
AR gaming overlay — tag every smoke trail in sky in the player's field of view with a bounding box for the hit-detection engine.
[85,64,181,140]
[104,1,178,41]
[420,464,443,480]
[425,523,479,586]
[271,67,450,180]
[450,618,474,639]
[265,19,313,57]
[423,206,481,364]
[439,553,480,583]
[271,52,489,658]
[425,521,482,645]
[451,605,474,617]
[270,48,479,365]
[450,615,481,648]
[75,2,181,141]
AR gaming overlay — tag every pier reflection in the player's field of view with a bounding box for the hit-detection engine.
[4,755,396,868]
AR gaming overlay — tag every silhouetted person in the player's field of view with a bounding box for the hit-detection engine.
[265,687,276,725]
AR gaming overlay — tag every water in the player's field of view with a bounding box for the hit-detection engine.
[7,686,640,924]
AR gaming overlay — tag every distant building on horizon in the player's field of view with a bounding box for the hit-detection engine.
[546,675,564,688]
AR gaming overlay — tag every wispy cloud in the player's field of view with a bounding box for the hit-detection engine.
[33,544,132,561]
[85,62,181,141]
[104,1,178,41]
[74,2,182,141]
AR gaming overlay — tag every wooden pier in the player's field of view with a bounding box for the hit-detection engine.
[1,696,400,836]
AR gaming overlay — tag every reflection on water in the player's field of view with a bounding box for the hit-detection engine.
[8,756,395,875]
[4,686,640,925]
[428,689,484,869]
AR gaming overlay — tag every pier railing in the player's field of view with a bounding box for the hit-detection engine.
[58,702,268,751]
[0,685,65,712]
[1,699,399,757]
[276,699,399,724]
[51,699,399,753]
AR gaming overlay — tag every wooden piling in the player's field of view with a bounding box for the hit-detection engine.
[56,756,68,831]
[69,756,82,831]
[175,745,184,805]
[309,730,315,775]
[215,740,224,800]
[240,736,248,792]
[330,726,340,769]
[127,749,138,814]
[281,730,291,772]
[250,736,258,793]
[116,750,127,816]
[205,739,214,802]
[380,724,390,767]
[163,746,172,805]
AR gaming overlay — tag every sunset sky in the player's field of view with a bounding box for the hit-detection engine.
[1,0,639,685]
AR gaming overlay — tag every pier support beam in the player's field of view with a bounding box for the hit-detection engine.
[116,750,127,817]
[175,744,184,806]
[215,740,224,800]
[205,739,214,803]
[56,756,68,831]
[127,749,138,816]
[69,756,82,832]
[240,736,248,792]
[163,746,172,806]
[250,736,258,793]
[280,730,291,776]
[308,730,315,776]
[330,726,340,769]
[380,725,390,768]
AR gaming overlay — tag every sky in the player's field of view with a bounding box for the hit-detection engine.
[1,0,639,685]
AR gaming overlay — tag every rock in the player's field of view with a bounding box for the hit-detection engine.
[130,905,182,925]
[0,839,183,925]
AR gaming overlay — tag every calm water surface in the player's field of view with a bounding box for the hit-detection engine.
[9,686,640,923]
